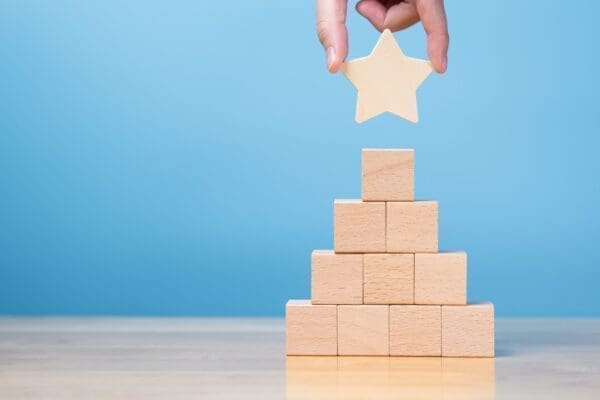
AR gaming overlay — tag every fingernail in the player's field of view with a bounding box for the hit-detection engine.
[441,56,448,73]
[326,47,336,72]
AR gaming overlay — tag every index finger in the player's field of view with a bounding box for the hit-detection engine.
[316,0,348,72]
[415,0,449,73]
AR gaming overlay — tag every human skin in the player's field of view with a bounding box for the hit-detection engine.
[316,0,449,73]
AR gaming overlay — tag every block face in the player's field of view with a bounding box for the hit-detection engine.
[363,254,414,304]
[386,201,438,253]
[442,303,495,357]
[338,305,389,356]
[390,305,441,356]
[334,200,386,253]
[311,250,363,304]
[415,252,467,305]
[286,300,337,355]
[362,149,414,201]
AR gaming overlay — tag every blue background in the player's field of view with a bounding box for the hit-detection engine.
[1,1,599,316]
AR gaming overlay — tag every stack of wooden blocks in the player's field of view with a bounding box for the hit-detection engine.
[286,149,494,357]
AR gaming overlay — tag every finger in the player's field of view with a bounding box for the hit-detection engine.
[382,1,420,31]
[316,0,348,73]
[356,0,387,31]
[415,0,449,73]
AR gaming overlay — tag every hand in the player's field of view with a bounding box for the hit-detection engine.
[316,0,449,73]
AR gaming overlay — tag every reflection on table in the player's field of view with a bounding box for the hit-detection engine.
[286,356,494,400]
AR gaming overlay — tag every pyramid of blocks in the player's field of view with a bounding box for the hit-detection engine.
[286,149,494,357]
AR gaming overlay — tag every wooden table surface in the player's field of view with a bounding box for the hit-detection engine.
[0,317,599,399]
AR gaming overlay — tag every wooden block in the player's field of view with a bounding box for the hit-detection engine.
[386,201,438,253]
[286,300,337,355]
[389,305,441,356]
[338,305,389,355]
[363,254,414,304]
[415,252,467,305]
[334,200,386,253]
[311,250,363,304]
[362,149,414,201]
[442,303,495,357]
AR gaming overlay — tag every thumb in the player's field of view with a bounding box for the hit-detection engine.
[316,0,348,73]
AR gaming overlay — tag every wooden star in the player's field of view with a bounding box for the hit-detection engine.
[342,29,433,123]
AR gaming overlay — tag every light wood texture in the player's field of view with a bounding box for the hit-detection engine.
[2,317,600,399]
[286,300,337,355]
[386,201,438,253]
[311,250,363,305]
[390,305,441,356]
[287,356,466,400]
[287,356,338,399]
[442,303,495,357]
[336,357,391,390]
[342,29,433,123]
[415,252,467,305]
[441,358,495,399]
[338,305,389,356]
[334,200,386,253]
[288,356,495,400]
[363,254,414,304]
[361,149,414,201]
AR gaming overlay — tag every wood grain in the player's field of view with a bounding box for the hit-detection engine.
[286,300,337,355]
[386,201,438,253]
[1,317,600,399]
[311,250,363,305]
[442,303,495,357]
[389,305,441,356]
[342,29,433,123]
[363,253,414,304]
[337,305,389,356]
[334,200,386,253]
[415,252,467,305]
[362,149,414,201]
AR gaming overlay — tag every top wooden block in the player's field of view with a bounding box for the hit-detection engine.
[362,149,414,201]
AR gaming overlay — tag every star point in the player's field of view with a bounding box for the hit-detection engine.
[342,29,433,124]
